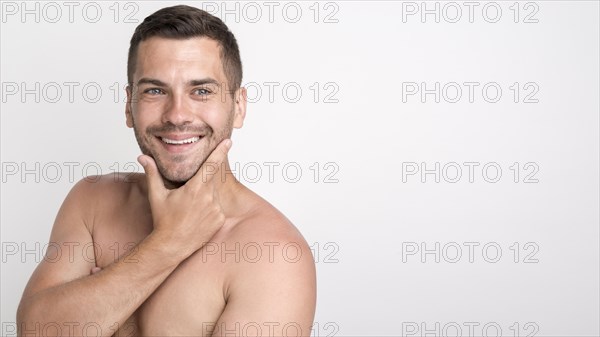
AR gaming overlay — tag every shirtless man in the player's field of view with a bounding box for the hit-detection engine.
[16,5,316,336]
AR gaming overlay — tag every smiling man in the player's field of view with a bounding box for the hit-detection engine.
[17,5,316,336]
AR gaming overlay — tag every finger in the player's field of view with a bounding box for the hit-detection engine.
[137,155,166,198]
[90,267,102,275]
[187,139,232,187]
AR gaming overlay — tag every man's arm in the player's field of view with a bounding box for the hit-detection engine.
[17,181,188,336]
[211,230,317,337]
[17,140,232,337]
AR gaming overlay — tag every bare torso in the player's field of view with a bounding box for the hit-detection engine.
[89,173,282,336]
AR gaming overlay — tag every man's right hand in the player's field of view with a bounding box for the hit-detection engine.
[137,138,233,258]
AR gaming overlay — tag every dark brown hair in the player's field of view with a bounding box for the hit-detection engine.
[127,5,242,94]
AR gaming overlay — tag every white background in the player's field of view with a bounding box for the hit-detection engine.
[1,1,599,336]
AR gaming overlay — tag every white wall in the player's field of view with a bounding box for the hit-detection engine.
[1,1,599,336]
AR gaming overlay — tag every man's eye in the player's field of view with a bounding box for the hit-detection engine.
[144,88,164,95]
[194,88,212,95]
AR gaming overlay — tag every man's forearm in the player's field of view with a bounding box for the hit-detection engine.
[17,232,189,337]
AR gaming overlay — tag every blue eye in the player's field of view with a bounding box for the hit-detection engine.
[144,88,164,95]
[195,88,212,95]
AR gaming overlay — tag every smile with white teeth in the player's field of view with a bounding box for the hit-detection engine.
[160,136,201,145]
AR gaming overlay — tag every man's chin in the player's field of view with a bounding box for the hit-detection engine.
[157,172,191,188]
[156,165,201,187]
[146,150,208,186]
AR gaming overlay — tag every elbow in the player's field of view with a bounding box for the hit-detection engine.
[16,296,29,328]
[16,297,33,336]
[16,297,54,337]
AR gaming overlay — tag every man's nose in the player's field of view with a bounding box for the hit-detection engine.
[162,94,193,125]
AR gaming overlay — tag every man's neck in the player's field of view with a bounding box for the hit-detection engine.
[148,159,246,218]
[207,159,248,217]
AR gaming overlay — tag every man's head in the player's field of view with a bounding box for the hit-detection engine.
[125,5,246,187]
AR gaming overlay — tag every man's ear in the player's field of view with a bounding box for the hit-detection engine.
[232,87,247,129]
[125,85,134,128]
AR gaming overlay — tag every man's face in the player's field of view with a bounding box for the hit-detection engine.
[126,37,246,186]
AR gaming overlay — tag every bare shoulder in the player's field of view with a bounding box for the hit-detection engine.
[220,189,316,297]
[77,172,143,194]
[77,172,145,199]
[71,172,137,195]
[226,192,311,259]
[69,172,145,230]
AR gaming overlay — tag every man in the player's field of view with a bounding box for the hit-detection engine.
[17,5,316,336]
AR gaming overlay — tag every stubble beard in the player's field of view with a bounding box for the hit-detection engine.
[131,111,234,187]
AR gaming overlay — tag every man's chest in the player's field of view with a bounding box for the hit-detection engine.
[92,204,228,336]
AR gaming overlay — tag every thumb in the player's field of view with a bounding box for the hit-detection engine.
[90,267,102,275]
[137,155,165,197]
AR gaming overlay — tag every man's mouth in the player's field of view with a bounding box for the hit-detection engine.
[154,134,205,154]
[160,136,201,145]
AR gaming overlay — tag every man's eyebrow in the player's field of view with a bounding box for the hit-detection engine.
[137,78,167,86]
[136,78,222,87]
[189,78,221,87]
